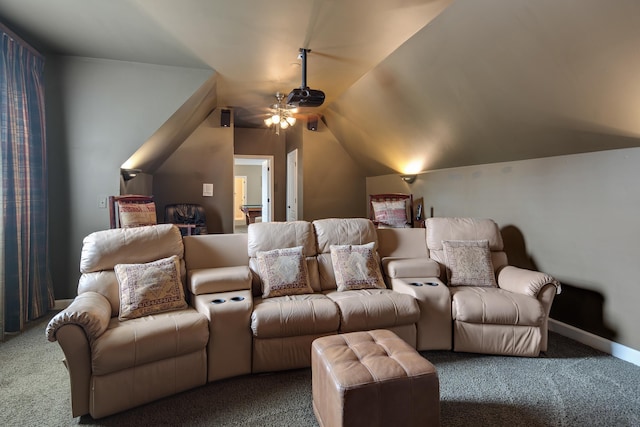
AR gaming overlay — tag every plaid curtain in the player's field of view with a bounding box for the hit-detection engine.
[0,24,54,341]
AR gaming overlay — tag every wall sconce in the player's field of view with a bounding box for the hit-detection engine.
[400,174,417,184]
[121,168,142,181]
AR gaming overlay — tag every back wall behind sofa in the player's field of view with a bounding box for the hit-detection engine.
[45,55,212,300]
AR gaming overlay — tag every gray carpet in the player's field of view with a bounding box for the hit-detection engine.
[1,313,639,426]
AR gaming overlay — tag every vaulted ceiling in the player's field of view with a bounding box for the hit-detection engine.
[2,0,640,176]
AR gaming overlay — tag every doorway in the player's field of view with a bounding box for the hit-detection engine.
[233,155,274,233]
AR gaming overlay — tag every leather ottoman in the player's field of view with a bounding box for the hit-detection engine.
[311,329,440,427]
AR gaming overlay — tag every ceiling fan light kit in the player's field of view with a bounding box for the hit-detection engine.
[265,92,297,134]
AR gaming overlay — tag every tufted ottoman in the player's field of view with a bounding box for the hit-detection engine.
[311,329,440,427]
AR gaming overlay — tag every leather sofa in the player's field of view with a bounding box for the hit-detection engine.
[46,217,560,418]
[383,217,561,357]
[45,224,208,419]
[425,217,561,356]
[186,218,424,380]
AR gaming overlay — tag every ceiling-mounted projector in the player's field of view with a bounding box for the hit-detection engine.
[286,88,325,107]
[286,48,325,107]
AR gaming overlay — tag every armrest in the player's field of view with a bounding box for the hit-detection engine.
[382,257,440,279]
[497,265,561,297]
[55,324,92,417]
[188,265,252,295]
[46,291,111,342]
[389,278,452,351]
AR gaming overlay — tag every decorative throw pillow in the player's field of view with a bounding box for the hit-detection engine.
[256,246,313,298]
[118,202,157,227]
[330,242,386,291]
[371,200,408,227]
[115,255,187,320]
[442,240,497,287]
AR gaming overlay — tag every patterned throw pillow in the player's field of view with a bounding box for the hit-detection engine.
[371,200,408,227]
[256,246,313,298]
[330,242,386,291]
[115,255,187,320]
[442,240,497,287]
[118,202,157,227]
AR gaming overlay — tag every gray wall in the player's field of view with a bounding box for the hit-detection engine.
[367,147,640,352]
[45,56,211,299]
[287,119,368,221]
[234,165,262,205]
[153,110,234,234]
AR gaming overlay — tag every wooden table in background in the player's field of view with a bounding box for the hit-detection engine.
[240,205,262,225]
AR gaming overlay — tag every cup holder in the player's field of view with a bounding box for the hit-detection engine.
[211,298,226,304]
[409,281,439,287]
[231,296,245,302]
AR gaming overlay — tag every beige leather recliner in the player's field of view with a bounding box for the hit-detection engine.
[426,217,561,357]
[46,224,209,419]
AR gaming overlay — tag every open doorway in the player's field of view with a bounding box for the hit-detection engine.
[233,155,274,233]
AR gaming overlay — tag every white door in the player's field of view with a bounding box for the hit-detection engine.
[287,150,298,221]
[261,159,272,222]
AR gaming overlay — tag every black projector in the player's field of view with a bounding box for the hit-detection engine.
[286,88,325,107]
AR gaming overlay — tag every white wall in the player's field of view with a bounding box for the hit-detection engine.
[367,147,640,352]
[45,56,211,298]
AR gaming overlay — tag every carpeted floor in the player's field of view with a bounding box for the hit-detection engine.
[1,313,639,426]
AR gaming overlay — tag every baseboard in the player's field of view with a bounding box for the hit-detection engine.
[549,319,640,367]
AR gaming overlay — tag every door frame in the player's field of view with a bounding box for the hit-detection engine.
[234,155,274,226]
[287,149,299,221]
[233,176,247,222]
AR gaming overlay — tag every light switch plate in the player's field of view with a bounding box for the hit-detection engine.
[203,183,213,197]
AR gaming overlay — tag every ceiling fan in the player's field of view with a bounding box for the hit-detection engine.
[286,48,325,108]
[264,92,297,135]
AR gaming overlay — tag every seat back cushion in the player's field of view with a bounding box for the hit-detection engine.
[80,224,184,273]
[78,224,185,315]
[426,218,508,282]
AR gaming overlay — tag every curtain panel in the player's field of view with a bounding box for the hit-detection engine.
[1,24,54,341]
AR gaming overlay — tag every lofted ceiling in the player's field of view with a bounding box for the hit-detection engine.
[0,0,451,125]
[2,0,640,176]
